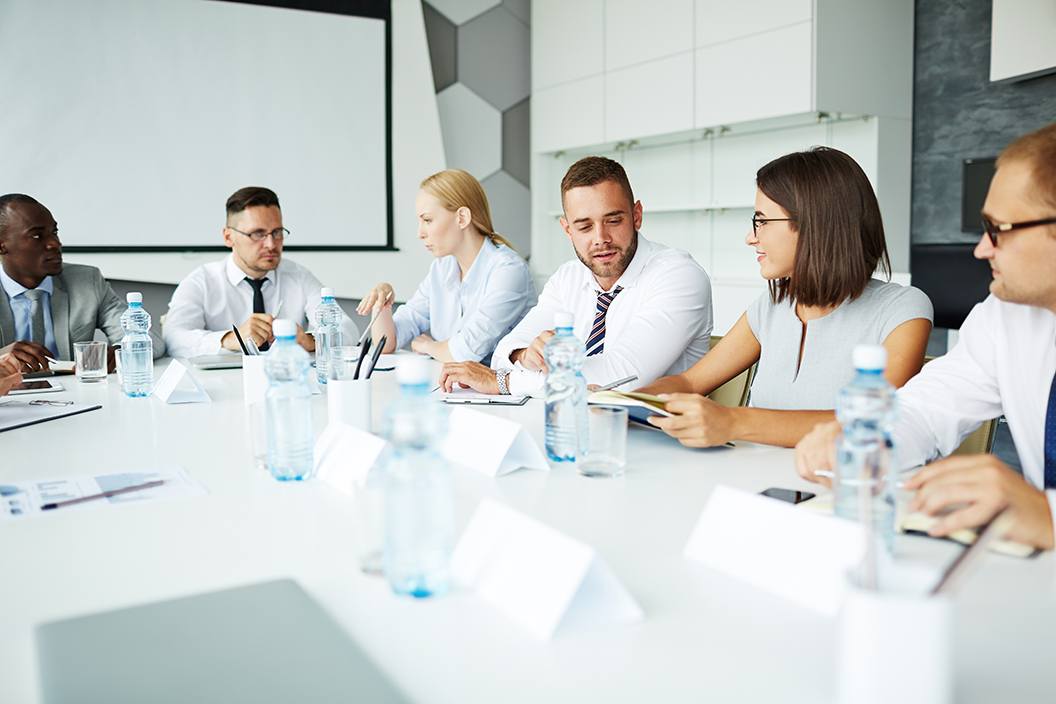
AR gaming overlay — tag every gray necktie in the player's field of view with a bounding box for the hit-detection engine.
[22,289,46,346]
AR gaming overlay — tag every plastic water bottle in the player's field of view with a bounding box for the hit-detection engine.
[834,344,898,550]
[381,356,453,597]
[314,287,343,385]
[264,319,314,481]
[544,311,589,464]
[120,292,153,397]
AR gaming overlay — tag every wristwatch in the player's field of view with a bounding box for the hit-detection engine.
[495,368,512,395]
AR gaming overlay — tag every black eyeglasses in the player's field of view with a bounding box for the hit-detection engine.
[981,214,1056,247]
[229,227,290,242]
[752,213,791,234]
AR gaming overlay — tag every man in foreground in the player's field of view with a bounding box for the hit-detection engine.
[0,194,164,372]
[440,156,712,396]
[795,122,1056,550]
[164,187,357,357]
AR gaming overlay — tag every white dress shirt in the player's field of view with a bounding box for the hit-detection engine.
[163,255,358,358]
[0,266,57,357]
[393,239,537,364]
[492,233,713,396]
[894,294,1056,530]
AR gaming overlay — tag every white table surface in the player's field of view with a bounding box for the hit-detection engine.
[1,358,1055,703]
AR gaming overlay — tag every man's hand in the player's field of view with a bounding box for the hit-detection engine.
[512,330,555,373]
[221,314,274,351]
[439,361,500,394]
[295,325,314,352]
[794,420,842,488]
[647,393,735,447]
[0,352,23,397]
[411,333,435,356]
[356,283,395,315]
[106,345,119,373]
[0,340,52,373]
[904,454,1055,550]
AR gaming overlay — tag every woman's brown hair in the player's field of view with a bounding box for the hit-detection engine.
[757,147,890,307]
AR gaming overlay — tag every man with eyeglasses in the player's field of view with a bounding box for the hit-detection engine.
[163,187,357,357]
[795,122,1056,551]
[0,194,165,373]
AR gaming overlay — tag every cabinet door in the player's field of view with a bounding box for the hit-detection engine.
[695,21,813,128]
[696,0,812,47]
[531,76,605,154]
[532,0,604,91]
[710,122,828,207]
[605,53,694,142]
[606,0,694,71]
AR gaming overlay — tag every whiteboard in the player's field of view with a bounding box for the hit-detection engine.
[0,0,391,250]
[991,0,1056,83]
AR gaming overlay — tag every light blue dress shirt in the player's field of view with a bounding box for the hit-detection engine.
[0,265,58,357]
[393,239,537,364]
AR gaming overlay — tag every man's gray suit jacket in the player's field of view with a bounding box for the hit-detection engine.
[0,263,166,360]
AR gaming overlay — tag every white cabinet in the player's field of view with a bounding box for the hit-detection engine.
[695,0,812,47]
[605,53,694,142]
[531,76,605,154]
[605,0,694,71]
[531,0,603,91]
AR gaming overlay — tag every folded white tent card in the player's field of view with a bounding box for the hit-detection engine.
[452,498,643,640]
[683,484,865,617]
[152,360,210,404]
[314,422,389,498]
[442,407,548,477]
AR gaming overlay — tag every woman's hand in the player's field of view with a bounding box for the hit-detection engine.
[356,284,395,316]
[647,393,736,447]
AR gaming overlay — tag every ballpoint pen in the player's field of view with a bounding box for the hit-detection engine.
[365,336,386,379]
[353,337,372,380]
[596,374,638,391]
[41,479,167,510]
[232,325,250,355]
[357,291,393,346]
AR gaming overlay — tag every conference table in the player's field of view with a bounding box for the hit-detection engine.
[2,357,1054,703]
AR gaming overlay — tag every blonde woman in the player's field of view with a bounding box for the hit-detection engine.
[357,169,537,364]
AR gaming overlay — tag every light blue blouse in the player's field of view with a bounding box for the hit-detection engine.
[393,239,537,364]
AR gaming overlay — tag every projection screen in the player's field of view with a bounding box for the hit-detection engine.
[0,0,392,251]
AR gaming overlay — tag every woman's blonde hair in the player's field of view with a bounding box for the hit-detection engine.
[420,169,518,254]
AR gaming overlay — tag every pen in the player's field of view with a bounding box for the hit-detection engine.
[365,336,386,379]
[41,479,167,510]
[357,291,393,346]
[246,338,261,356]
[931,509,1013,595]
[596,374,637,391]
[232,325,250,355]
[274,299,283,318]
[353,337,372,380]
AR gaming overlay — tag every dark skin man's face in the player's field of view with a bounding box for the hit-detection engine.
[0,201,63,289]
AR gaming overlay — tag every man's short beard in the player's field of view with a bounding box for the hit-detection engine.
[576,230,638,282]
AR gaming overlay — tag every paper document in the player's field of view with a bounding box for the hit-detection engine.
[0,399,100,433]
[0,465,207,520]
[432,386,529,406]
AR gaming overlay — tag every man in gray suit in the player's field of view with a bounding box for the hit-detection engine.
[0,194,165,372]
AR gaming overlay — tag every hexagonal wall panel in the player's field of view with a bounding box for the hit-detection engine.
[422,2,457,92]
[502,98,529,187]
[502,0,529,25]
[458,6,530,112]
[482,169,531,257]
[428,0,501,25]
[436,82,502,178]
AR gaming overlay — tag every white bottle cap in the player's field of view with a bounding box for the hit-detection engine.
[554,311,574,329]
[396,355,432,385]
[852,344,887,371]
[126,292,143,304]
[320,287,335,297]
[273,319,296,338]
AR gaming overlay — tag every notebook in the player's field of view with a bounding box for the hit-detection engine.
[37,579,410,704]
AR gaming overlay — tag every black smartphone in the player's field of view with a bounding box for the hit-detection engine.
[759,487,816,504]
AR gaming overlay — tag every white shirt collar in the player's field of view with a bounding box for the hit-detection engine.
[224,254,276,288]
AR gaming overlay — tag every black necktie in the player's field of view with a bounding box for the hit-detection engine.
[245,277,270,351]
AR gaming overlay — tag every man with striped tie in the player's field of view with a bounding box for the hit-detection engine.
[796,122,1056,551]
[440,156,712,397]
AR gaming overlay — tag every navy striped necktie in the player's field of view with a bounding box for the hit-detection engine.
[585,286,623,357]
[1045,365,1056,488]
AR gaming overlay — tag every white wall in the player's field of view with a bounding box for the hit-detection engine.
[66,0,445,304]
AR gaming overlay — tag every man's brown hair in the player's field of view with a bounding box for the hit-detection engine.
[560,156,635,213]
[226,187,280,224]
[997,121,1056,212]
[757,147,891,307]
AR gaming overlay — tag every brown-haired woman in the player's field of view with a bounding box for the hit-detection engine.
[357,169,537,364]
[637,147,933,448]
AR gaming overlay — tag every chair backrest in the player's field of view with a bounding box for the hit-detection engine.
[923,356,999,455]
[706,335,756,408]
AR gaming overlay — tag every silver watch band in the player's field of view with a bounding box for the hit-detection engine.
[495,368,511,395]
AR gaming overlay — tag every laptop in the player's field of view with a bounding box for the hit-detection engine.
[37,579,410,704]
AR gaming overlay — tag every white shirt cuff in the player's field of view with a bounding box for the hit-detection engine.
[507,364,545,398]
